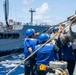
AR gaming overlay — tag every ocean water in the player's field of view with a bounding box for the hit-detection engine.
[0,52,24,75]
[0,52,76,75]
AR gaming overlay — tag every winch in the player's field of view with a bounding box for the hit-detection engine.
[46,61,69,75]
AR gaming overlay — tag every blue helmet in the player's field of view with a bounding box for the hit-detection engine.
[39,33,50,42]
[53,26,59,31]
[26,29,35,36]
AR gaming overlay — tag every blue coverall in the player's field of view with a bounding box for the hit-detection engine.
[24,38,38,75]
[61,42,75,75]
[35,42,59,75]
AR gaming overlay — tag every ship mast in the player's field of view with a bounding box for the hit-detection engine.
[29,8,36,25]
[3,0,9,28]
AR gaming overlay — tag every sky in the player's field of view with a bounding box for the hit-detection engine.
[0,0,76,31]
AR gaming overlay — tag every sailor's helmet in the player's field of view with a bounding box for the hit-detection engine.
[53,26,59,31]
[39,33,50,42]
[26,29,35,37]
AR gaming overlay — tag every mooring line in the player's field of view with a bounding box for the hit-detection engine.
[6,18,76,75]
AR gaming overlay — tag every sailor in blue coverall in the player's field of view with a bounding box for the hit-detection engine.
[57,24,75,75]
[60,42,75,75]
[24,29,38,75]
[35,33,59,75]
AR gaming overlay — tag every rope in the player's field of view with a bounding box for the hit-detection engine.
[6,17,76,75]
[0,19,68,47]
[0,19,68,58]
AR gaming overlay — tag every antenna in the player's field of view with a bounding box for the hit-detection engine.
[29,8,36,25]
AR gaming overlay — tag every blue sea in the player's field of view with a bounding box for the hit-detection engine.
[0,52,76,75]
[0,52,24,75]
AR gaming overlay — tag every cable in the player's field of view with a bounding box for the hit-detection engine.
[6,18,76,75]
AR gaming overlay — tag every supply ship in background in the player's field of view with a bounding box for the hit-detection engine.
[0,0,50,56]
[0,0,76,56]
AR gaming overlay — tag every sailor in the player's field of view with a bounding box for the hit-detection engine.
[24,29,39,75]
[35,33,59,75]
[50,26,62,46]
[59,24,75,75]
[49,26,62,60]
[65,24,76,62]
[50,26,59,39]
[60,42,75,75]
